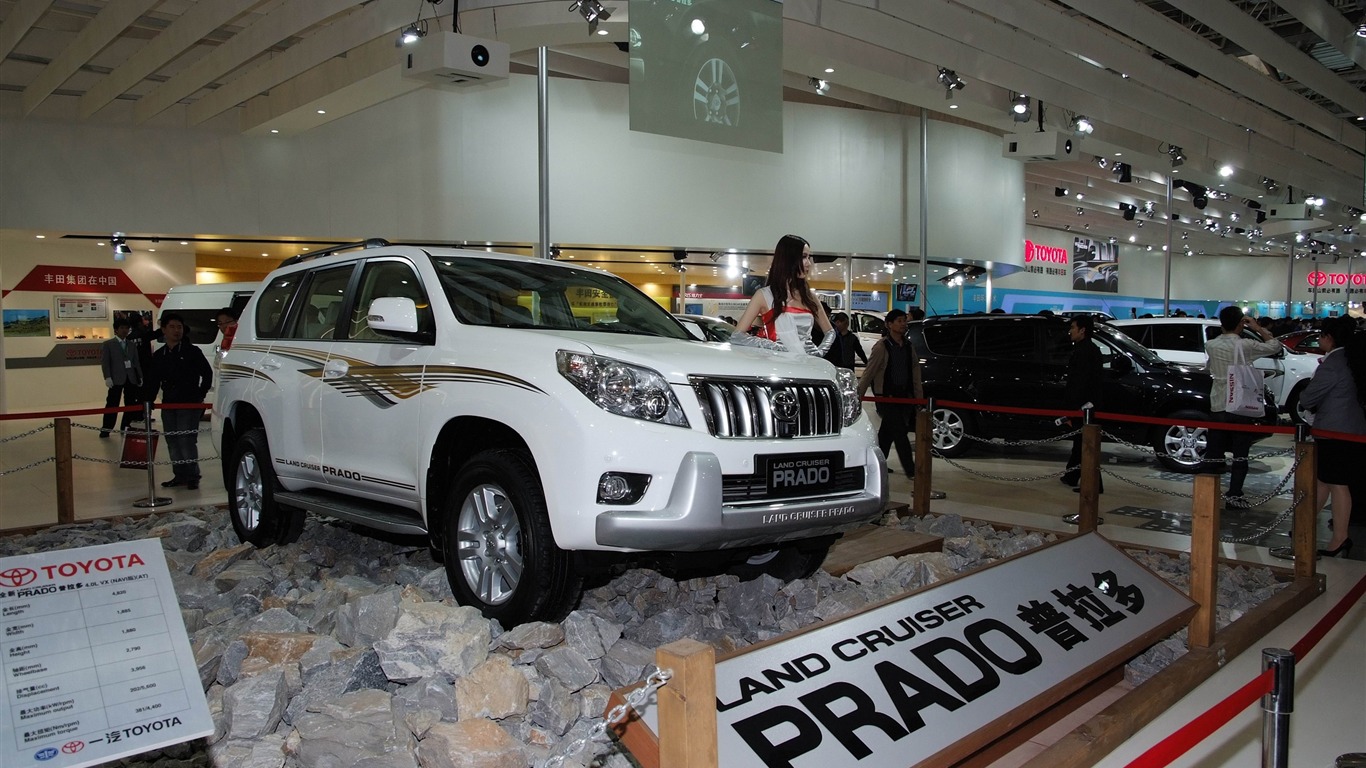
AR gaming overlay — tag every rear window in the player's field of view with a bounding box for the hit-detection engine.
[1149,324,1206,353]
[971,324,1036,361]
[922,324,970,356]
[255,275,303,339]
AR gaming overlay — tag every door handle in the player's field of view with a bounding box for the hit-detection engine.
[261,358,282,371]
[323,359,349,379]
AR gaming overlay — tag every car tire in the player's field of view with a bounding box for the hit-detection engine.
[1154,409,1208,473]
[1285,382,1311,425]
[444,449,581,624]
[686,46,741,126]
[229,428,304,546]
[727,536,836,582]
[930,404,973,458]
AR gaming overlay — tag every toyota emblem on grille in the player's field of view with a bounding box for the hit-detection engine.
[771,389,799,421]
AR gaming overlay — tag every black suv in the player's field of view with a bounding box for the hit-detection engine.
[909,314,1223,472]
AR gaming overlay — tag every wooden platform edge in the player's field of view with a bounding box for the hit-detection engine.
[1018,574,1326,768]
[821,524,942,577]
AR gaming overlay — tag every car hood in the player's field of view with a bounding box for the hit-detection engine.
[550,330,840,383]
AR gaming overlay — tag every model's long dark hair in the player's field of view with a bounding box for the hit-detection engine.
[765,234,818,315]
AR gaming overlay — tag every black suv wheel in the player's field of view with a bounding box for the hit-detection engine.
[930,404,972,457]
[1154,410,1209,473]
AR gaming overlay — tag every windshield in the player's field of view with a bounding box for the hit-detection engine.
[432,256,690,340]
[1095,323,1167,366]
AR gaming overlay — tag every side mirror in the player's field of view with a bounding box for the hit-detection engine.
[1108,354,1134,375]
[367,297,419,334]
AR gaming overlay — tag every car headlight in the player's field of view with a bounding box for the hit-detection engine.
[557,351,689,427]
[836,367,861,427]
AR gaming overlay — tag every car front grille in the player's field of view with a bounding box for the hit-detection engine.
[722,467,866,503]
[689,377,841,438]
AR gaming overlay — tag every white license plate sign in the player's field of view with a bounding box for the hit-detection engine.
[632,533,1195,768]
[763,453,841,498]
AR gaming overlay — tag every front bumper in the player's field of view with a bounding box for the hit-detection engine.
[594,448,888,551]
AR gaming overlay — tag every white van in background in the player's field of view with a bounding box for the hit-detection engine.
[158,282,261,363]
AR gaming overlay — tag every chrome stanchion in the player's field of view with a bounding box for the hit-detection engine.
[1261,647,1294,768]
[133,402,171,508]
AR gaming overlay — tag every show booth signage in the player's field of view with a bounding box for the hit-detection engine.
[626,533,1195,768]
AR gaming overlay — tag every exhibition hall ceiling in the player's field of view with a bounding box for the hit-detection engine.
[2,0,1365,267]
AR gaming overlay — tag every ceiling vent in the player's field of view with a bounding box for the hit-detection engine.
[402,33,509,87]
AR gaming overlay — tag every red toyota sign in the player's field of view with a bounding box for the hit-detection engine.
[1307,271,1366,287]
[1025,240,1068,264]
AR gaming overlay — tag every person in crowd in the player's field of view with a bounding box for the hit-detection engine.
[858,309,921,476]
[908,307,926,321]
[98,317,143,437]
[730,234,834,356]
[1298,317,1365,558]
[1203,305,1283,508]
[149,313,213,491]
[823,312,868,370]
[1060,315,1104,495]
[215,307,239,352]
[125,312,157,418]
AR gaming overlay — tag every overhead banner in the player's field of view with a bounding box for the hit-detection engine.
[629,0,784,152]
[1072,237,1119,293]
[630,533,1195,768]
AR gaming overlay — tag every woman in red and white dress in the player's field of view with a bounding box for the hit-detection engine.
[731,234,834,356]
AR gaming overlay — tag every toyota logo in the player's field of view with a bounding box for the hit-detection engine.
[0,567,37,588]
[771,389,800,421]
[61,742,84,754]
[1307,270,1328,287]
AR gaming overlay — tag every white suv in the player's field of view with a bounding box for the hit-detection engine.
[1110,317,1319,422]
[213,241,886,624]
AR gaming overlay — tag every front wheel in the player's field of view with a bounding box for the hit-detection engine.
[443,449,581,624]
[929,405,973,458]
[228,428,304,546]
[1154,410,1209,473]
[1285,382,1312,425]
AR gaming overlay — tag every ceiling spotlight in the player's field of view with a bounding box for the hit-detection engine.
[1076,207,1085,216]
[1054,187,1069,197]
[1218,164,1234,178]
[1095,156,1109,169]
[569,0,612,34]
[1305,195,1325,208]
[111,232,131,261]
[1261,177,1279,193]
[1031,209,1039,218]
[1229,212,1240,222]
[1167,144,1185,167]
[398,22,426,45]
[1010,93,1031,122]
[1113,162,1132,183]
[1119,203,1136,221]
[1357,22,1366,37]
[809,77,830,95]
[936,67,965,97]
[1072,115,1094,135]
[883,258,896,274]
[1108,237,1117,245]
[1129,235,1137,243]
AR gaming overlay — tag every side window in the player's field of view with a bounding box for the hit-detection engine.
[971,324,1036,361]
[1041,326,1072,365]
[1124,324,1154,348]
[1151,324,1204,353]
[286,265,354,340]
[254,275,301,339]
[1093,337,1120,369]
[348,260,434,341]
[859,314,887,336]
[922,324,970,356]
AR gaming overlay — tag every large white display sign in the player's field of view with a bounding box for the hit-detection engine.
[633,533,1194,767]
[1,539,213,768]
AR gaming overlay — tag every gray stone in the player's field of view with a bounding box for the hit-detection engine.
[494,621,564,651]
[843,555,899,585]
[337,586,404,648]
[374,602,490,683]
[285,647,389,725]
[455,655,529,720]
[393,676,459,738]
[292,689,416,768]
[562,611,606,660]
[223,668,289,740]
[533,647,599,692]
[415,721,525,768]
[528,677,578,736]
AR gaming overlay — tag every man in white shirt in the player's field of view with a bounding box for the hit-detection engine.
[1203,305,1282,508]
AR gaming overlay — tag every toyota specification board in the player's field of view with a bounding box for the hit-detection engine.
[1,539,213,768]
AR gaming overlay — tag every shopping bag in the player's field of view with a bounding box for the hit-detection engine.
[119,431,159,469]
[1225,339,1266,417]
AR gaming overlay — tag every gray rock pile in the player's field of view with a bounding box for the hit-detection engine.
[0,510,1285,768]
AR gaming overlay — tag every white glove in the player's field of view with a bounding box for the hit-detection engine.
[105,378,114,388]
[729,331,786,351]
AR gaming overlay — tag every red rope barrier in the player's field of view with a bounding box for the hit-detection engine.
[0,402,205,421]
[1308,427,1366,445]
[1123,573,1366,768]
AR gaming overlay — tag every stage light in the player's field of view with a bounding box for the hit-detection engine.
[1010,93,1031,122]
[569,0,612,34]
[1072,115,1094,135]
[1167,144,1185,167]
[936,67,965,95]
[809,77,830,95]
[111,232,130,261]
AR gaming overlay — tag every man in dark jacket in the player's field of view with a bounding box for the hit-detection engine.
[98,317,143,436]
[857,309,921,475]
[823,312,868,370]
[1060,315,1104,493]
[150,312,213,490]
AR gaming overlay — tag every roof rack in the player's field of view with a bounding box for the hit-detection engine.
[279,238,391,267]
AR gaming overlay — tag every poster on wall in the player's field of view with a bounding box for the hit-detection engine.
[1071,237,1119,293]
[2,309,51,337]
[895,283,919,303]
[628,0,784,152]
[55,295,109,320]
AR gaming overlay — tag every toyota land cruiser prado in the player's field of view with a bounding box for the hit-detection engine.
[213,240,886,624]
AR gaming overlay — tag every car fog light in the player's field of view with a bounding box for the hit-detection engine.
[597,472,651,504]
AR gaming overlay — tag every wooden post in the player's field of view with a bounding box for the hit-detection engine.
[1188,473,1220,648]
[1291,439,1318,581]
[1075,423,1102,532]
[657,639,718,768]
[913,407,932,517]
[54,417,74,525]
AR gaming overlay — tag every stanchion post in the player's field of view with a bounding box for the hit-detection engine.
[1261,648,1294,768]
[1188,473,1220,648]
[133,402,171,509]
[656,639,717,768]
[53,417,74,524]
[914,406,932,517]
[1290,434,1318,581]
[1076,416,1102,532]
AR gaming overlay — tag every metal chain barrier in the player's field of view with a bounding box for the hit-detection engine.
[69,422,221,466]
[0,423,53,444]
[1098,466,1195,499]
[955,427,1082,448]
[0,456,56,478]
[933,451,1080,483]
[1222,491,1306,545]
[542,666,672,768]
